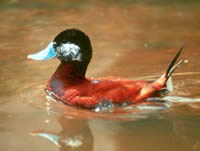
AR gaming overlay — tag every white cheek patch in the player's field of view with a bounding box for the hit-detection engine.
[73,53,82,61]
[57,43,82,61]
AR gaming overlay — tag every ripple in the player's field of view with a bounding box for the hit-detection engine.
[19,72,200,121]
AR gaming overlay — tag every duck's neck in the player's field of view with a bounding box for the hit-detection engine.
[52,62,88,82]
[49,62,88,96]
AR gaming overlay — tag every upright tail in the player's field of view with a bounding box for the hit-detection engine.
[165,46,184,80]
[135,46,186,101]
[152,46,186,91]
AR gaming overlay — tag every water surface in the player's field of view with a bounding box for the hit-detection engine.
[0,0,200,151]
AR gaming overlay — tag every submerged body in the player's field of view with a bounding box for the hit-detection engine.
[28,28,184,109]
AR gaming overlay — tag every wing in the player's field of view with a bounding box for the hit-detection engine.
[88,78,148,103]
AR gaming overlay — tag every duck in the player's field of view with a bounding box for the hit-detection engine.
[27,28,185,110]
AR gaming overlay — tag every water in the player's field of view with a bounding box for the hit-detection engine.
[0,0,200,151]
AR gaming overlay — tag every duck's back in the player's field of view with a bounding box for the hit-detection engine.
[47,77,149,108]
[88,77,147,102]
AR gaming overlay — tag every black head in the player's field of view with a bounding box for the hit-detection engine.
[52,28,92,65]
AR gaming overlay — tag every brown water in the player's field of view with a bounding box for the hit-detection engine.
[1,0,200,151]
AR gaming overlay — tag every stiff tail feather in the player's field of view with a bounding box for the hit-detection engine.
[136,46,187,102]
[166,46,185,80]
[136,46,187,101]
[165,46,187,91]
[151,46,186,92]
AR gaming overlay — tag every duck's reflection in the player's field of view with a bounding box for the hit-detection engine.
[173,120,200,150]
[31,116,93,151]
[172,114,200,150]
[30,102,200,151]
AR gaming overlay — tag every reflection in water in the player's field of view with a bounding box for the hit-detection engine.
[31,116,93,151]
[172,114,200,151]
[0,0,200,150]
[25,74,200,151]
[29,106,200,151]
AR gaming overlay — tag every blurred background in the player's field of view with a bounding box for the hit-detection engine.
[0,0,200,151]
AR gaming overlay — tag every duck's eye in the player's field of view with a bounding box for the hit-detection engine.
[53,42,57,49]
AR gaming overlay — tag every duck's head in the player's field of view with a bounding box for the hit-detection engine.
[28,28,92,66]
